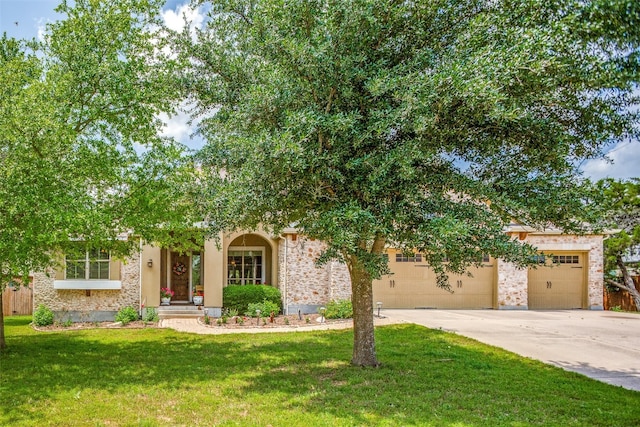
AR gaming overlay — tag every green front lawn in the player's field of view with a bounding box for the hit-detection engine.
[1,316,638,426]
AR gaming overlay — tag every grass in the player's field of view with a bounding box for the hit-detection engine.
[1,316,639,426]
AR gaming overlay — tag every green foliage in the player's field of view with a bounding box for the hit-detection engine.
[32,305,55,327]
[596,179,640,310]
[245,300,281,318]
[0,0,199,349]
[142,308,159,323]
[181,0,640,365]
[223,307,239,317]
[115,306,138,325]
[324,299,353,319]
[223,285,282,314]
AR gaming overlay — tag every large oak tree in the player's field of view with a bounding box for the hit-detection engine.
[180,0,640,366]
[0,0,197,349]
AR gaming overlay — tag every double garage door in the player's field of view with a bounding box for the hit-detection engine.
[373,250,496,309]
[528,252,586,309]
[373,250,586,310]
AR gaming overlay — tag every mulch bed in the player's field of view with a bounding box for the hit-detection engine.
[199,314,350,328]
[32,321,160,331]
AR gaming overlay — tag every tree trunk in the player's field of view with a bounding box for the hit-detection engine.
[615,255,640,311]
[0,290,5,350]
[349,256,378,367]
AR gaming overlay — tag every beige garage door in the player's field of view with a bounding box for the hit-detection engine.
[373,250,495,309]
[528,252,585,309]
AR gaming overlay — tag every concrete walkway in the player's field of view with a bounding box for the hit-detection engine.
[383,309,640,392]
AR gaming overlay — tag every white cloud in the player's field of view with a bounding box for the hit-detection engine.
[581,140,640,181]
[158,101,205,150]
[158,110,191,141]
[36,17,50,41]
[161,3,205,36]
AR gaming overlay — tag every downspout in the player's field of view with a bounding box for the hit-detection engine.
[279,235,288,315]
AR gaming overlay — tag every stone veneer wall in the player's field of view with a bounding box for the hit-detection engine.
[278,235,351,314]
[33,251,141,322]
[497,234,604,310]
[496,260,529,309]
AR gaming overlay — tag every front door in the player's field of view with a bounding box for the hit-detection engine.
[170,252,190,301]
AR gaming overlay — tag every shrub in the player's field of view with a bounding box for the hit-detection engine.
[245,299,281,317]
[223,285,281,314]
[324,299,353,319]
[33,304,55,326]
[115,306,138,325]
[142,307,159,322]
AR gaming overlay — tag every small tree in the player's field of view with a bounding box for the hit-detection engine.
[0,0,196,350]
[598,179,640,311]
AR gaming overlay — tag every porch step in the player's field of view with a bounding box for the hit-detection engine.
[157,305,205,320]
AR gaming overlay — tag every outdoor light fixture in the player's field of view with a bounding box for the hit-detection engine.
[256,309,261,325]
[204,308,209,317]
[319,306,326,323]
[147,259,153,267]
[376,301,383,317]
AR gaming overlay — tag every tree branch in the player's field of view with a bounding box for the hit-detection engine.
[605,278,634,294]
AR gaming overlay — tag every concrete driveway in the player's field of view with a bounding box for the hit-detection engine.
[383,309,640,392]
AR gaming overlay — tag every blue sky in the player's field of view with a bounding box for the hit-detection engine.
[1,0,638,181]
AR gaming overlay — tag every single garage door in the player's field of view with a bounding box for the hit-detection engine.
[528,252,585,309]
[373,250,495,309]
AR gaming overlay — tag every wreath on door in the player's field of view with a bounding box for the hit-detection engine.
[172,262,187,276]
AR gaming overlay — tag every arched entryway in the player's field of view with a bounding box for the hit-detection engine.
[226,233,276,286]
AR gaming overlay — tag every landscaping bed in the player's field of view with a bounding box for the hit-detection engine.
[199,313,351,328]
[32,320,160,331]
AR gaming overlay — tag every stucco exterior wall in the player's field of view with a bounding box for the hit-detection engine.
[278,235,351,314]
[33,251,141,322]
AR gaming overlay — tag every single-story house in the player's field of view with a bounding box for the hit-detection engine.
[33,225,604,321]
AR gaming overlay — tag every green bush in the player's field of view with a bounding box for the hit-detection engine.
[115,306,138,325]
[142,307,159,322]
[245,299,281,317]
[33,304,55,326]
[324,299,353,319]
[223,285,281,314]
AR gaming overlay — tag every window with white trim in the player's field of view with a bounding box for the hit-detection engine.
[65,248,110,280]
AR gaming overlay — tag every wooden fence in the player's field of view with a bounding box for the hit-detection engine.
[604,276,639,312]
[2,280,33,316]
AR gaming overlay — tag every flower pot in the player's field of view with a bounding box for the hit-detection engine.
[161,297,171,306]
[193,296,204,305]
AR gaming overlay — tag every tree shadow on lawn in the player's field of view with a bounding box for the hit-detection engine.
[1,317,639,426]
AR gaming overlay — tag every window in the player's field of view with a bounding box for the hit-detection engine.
[395,253,422,262]
[66,248,110,280]
[531,255,547,265]
[228,248,264,285]
[552,255,580,265]
[192,252,203,294]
